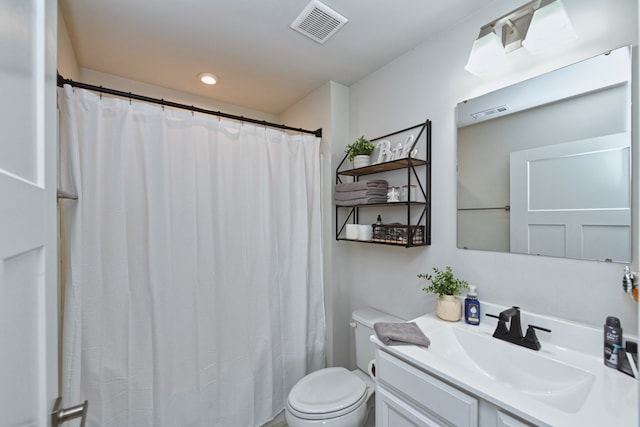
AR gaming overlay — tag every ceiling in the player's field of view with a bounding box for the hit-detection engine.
[60,0,493,115]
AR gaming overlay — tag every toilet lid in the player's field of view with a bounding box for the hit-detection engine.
[287,367,367,419]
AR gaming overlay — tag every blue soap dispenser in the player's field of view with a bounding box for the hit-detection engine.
[465,286,480,325]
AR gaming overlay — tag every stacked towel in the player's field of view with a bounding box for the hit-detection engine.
[335,179,388,192]
[373,322,431,347]
[335,179,388,206]
[335,189,387,201]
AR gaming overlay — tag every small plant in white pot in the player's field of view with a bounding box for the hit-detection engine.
[418,266,469,322]
[345,136,375,168]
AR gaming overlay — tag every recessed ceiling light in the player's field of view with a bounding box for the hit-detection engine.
[198,72,218,85]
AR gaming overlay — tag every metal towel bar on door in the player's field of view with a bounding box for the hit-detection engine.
[52,397,88,427]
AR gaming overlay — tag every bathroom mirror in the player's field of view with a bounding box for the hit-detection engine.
[456,46,632,263]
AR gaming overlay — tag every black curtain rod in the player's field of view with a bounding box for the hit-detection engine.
[57,73,322,138]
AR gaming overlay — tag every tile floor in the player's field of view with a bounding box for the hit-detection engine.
[261,412,287,427]
[262,408,375,427]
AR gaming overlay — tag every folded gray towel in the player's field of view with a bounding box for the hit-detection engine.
[336,196,388,206]
[335,189,388,201]
[374,322,430,347]
[335,179,388,192]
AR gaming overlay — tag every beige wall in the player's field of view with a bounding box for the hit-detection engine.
[78,68,279,123]
[56,6,276,122]
[57,5,79,80]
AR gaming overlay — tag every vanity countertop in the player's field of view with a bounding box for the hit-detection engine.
[372,304,638,427]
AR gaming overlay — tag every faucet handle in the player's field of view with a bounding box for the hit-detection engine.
[529,324,551,333]
[486,313,509,338]
[523,324,551,351]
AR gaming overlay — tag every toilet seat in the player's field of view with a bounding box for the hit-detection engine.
[287,367,367,420]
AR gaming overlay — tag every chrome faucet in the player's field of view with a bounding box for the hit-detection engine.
[486,306,551,351]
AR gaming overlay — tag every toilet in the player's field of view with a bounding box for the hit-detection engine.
[285,307,402,427]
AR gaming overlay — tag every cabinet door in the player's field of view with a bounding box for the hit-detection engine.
[376,350,477,426]
[376,386,445,427]
[496,411,535,427]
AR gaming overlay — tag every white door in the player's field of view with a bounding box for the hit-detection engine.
[510,133,631,262]
[0,0,59,426]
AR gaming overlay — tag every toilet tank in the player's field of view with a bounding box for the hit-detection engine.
[352,307,403,372]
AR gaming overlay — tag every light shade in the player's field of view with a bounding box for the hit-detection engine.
[522,0,576,54]
[464,0,577,76]
[198,72,218,85]
[464,26,507,76]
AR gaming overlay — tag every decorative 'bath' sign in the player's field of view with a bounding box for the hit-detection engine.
[374,134,418,164]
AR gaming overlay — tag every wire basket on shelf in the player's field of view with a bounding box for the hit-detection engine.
[372,223,425,245]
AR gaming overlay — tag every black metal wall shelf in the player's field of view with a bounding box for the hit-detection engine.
[335,119,432,248]
[337,158,428,176]
[337,201,428,208]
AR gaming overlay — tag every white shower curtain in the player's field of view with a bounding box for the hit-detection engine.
[58,86,325,427]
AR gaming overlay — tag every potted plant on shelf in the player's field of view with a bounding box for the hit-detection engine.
[418,266,469,322]
[345,136,375,169]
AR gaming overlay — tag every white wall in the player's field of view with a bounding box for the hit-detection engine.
[280,81,350,368]
[336,0,639,369]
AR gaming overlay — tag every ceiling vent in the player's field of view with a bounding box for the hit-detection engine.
[470,104,511,120]
[290,0,348,44]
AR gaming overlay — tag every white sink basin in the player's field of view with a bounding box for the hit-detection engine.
[427,325,595,413]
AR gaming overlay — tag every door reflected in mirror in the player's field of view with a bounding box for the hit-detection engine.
[456,46,632,263]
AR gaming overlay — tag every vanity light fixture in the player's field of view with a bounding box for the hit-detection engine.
[198,72,218,85]
[465,0,576,75]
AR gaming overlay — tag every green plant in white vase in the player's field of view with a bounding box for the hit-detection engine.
[345,136,374,168]
[418,266,469,321]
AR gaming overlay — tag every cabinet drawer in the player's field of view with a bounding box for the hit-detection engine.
[376,350,478,427]
[497,411,535,427]
[377,385,444,427]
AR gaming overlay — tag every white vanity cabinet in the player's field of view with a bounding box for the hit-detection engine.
[374,310,638,427]
[375,350,535,427]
